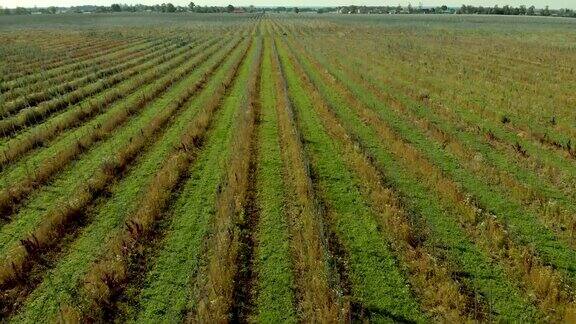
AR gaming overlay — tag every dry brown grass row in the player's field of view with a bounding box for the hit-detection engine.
[287,35,576,321]
[270,35,343,323]
[280,35,482,322]
[0,38,242,295]
[2,36,140,89]
[1,39,174,116]
[191,37,262,322]
[0,38,224,217]
[67,37,251,322]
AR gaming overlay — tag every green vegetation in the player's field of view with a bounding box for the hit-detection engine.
[0,13,574,323]
[252,37,296,322]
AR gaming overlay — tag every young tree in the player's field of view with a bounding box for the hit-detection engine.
[226,4,234,12]
[188,2,195,11]
[14,7,31,14]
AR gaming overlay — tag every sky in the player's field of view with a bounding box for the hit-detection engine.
[1,0,575,10]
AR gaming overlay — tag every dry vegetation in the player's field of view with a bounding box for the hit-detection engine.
[0,12,574,323]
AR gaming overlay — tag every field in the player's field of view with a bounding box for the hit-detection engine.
[0,12,575,322]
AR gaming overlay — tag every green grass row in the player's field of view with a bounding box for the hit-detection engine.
[0,39,202,138]
[0,37,208,150]
[323,44,576,246]
[1,38,177,116]
[320,36,576,190]
[252,36,296,323]
[11,36,249,323]
[0,37,215,183]
[2,35,117,77]
[2,36,152,93]
[1,36,152,102]
[0,37,231,262]
[129,38,256,323]
[277,38,427,323]
[304,39,576,283]
[3,34,132,75]
[286,36,543,321]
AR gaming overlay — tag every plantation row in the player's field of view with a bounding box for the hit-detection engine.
[0,13,574,322]
[1,34,147,91]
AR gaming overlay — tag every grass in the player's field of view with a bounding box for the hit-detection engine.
[0,38,221,214]
[251,36,296,323]
[301,39,576,286]
[0,38,170,115]
[0,37,207,162]
[11,36,250,323]
[0,37,231,273]
[282,34,544,321]
[127,36,254,323]
[269,31,339,322]
[1,13,575,323]
[277,36,426,323]
[78,36,250,322]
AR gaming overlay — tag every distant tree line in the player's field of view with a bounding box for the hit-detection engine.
[103,3,251,13]
[94,3,243,13]
[0,3,574,17]
[102,3,305,14]
[1,7,35,15]
[329,4,575,17]
[328,5,454,14]
[457,5,575,17]
[0,3,258,15]
[0,3,305,15]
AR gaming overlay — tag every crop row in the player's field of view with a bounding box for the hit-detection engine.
[279,25,575,320]
[192,36,262,322]
[1,14,573,323]
[303,33,576,267]
[3,33,135,75]
[8,29,252,322]
[0,38,181,117]
[67,36,249,322]
[0,36,237,293]
[0,37,174,111]
[0,40,210,138]
[326,33,576,165]
[1,35,147,90]
[267,34,341,322]
[0,37,211,171]
[0,37,223,216]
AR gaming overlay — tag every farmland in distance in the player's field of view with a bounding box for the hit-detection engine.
[0,13,575,322]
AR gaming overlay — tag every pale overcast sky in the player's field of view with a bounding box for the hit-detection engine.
[1,0,574,9]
